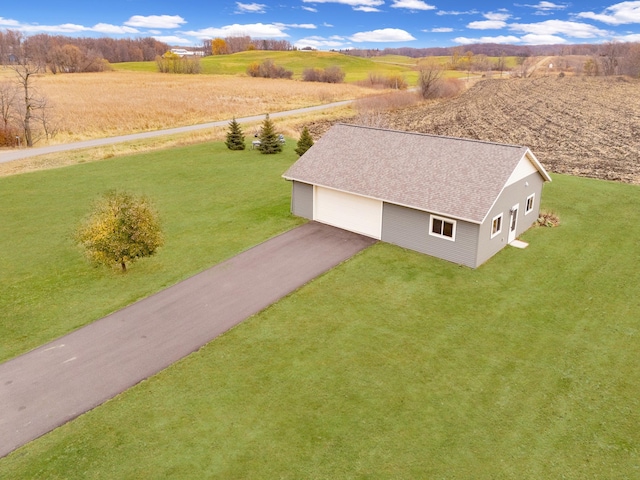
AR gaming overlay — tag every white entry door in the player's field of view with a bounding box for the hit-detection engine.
[314,187,382,239]
[508,203,519,243]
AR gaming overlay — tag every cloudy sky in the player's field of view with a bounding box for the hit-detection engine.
[2,1,640,49]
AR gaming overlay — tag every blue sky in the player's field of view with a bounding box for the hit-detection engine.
[2,1,640,49]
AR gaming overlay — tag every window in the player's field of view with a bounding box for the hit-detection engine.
[525,193,535,214]
[491,213,503,238]
[430,215,456,241]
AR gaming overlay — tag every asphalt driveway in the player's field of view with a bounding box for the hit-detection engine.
[0,222,376,458]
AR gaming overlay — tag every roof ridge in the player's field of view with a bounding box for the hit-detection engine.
[335,123,526,150]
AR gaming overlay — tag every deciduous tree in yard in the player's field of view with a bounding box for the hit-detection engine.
[258,114,282,154]
[76,191,164,272]
[225,117,245,150]
[295,126,314,156]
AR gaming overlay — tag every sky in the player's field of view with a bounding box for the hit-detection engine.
[2,1,640,49]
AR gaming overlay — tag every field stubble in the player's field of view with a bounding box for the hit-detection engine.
[37,71,372,143]
[382,76,640,184]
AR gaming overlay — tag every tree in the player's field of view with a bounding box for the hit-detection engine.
[295,126,314,156]
[225,117,245,150]
[417,59,444,99]
[9,55,43,147]
[211,38,228,55]
[257,114,282,154]
[76,191,164,272]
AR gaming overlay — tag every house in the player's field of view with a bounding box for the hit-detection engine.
[282,124,552,268]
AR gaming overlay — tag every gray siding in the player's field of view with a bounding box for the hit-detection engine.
[382,203,479,268]
[476,172,545,266]
[291,181,313,220]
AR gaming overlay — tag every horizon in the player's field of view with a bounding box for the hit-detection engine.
[2,1,640,50]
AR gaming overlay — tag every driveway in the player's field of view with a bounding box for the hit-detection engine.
[0,222,376,458]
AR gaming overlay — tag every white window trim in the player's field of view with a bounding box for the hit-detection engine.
[429,214,457,242]
[525,193,535,214]
[491,213,503,239]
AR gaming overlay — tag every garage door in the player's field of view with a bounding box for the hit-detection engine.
[314,187,382,239]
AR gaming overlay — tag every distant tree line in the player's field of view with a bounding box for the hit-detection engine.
[204,36,294,55]
[0,29,169,69]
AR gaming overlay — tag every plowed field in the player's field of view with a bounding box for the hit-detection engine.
[383,76,640,184]
[306,76,640,184]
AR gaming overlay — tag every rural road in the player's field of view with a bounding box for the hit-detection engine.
[0,99,353,164]
[0,222,376,458]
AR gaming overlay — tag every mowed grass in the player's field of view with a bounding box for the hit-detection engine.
[1,172,639,478]
[0,141,303,362]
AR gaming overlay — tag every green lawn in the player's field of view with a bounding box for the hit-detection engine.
[1,168,639,478]
[0,141,303,362]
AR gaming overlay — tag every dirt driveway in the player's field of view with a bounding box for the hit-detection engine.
[0,222,375,458]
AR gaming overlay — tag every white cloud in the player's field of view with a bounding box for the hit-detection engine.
[523,1,568,12]
[437,10,478,16]
[616,32,640,41]
[235,2,267,14]
[184,23,289,39]
[301,0,384,10]
[152,35,193,45]
[468,20,508,29]
[577,1,640,25]
[274,23,317,29]
[349,28,416,42]
[0,17,20,27]
[485,12,511,21]
[294,35,348,48]
[454,35,520,45]
[354,6,383,12]
[302,6,318,12]
[426,27,454,32]
[391,0,436,11]
[124,15,186,29]
[509,19,611,38]
[520,33,567,44]
[92,23,140,34]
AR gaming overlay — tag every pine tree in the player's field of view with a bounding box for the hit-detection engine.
[225,117,246,150]
[295,126,314,156]
[258,114,282,154]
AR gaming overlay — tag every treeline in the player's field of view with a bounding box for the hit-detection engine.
[341,42,638,59]
[204,36,294,55]
[0,29,169,70]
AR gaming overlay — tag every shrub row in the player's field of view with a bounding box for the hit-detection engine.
[246,59,293,79]
[302,66,345,83]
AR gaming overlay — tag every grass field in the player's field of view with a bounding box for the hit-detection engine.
[1,146,639,478]
[35,70,369,144]
[114,50,417,83]
[0,141,303,363]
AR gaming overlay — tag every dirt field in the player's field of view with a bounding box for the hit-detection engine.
[385,76,640,184]
[308,75,640,184]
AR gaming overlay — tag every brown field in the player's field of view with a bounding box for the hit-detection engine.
[310,76,640,184]
[33,71,374,143]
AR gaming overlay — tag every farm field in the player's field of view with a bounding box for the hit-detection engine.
[1,167,639,478]
[306,75,640,185]
[33,70,374,143]
[382,76,640,184]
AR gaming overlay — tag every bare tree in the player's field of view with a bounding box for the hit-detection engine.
[417,59,444,99]
[601,41,620,76]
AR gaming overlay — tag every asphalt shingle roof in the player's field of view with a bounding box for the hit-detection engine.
[283,124,536,224]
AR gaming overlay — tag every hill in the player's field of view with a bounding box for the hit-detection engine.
[317,76,640,184]
[114,50,416,82]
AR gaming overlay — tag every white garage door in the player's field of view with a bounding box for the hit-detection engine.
[314,187,382,239]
